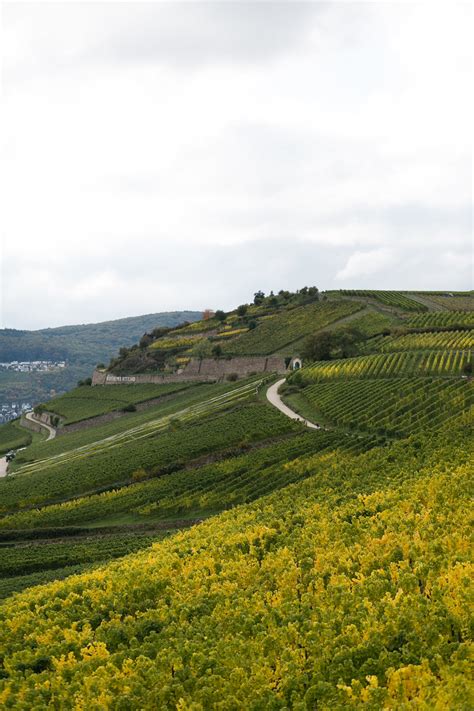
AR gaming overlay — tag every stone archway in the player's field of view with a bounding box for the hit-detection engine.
[291,357,302,371]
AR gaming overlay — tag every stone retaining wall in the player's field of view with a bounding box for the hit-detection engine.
[92,356,288,386]
[20,414,44,435]
[20,412,55,434]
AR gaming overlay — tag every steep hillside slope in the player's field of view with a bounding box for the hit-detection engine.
[0,287,472,707]
[0,424,471,708]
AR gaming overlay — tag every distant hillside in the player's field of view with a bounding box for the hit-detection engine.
[0,311,201,406]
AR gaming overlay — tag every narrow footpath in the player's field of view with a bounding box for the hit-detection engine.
[266,378,320,430]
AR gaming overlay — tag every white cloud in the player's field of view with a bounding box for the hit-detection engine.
[0,1,472,329]
[336,248,396,281]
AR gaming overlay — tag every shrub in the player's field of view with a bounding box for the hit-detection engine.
[227,373,239,382]
[132,468,148,482]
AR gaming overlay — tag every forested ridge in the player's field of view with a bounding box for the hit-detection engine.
[0,312,201,406]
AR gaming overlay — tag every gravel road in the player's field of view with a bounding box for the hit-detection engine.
[266,378,320,429]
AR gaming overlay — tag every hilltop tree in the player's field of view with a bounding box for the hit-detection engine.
[267,291,278,307]
[237,304,248,317]
[215,310,226,323]
[253,290,265,305]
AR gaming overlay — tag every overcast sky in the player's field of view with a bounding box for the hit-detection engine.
[1,1,472,329]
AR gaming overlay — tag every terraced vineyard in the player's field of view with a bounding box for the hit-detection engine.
[12,381,255,471]
[0,425,471,708]
[148,335,202,351]
[302,377,472,436]
[407,310,474,328]
[301,349,471,382]
[0,431,383,532]
[378,329,474,352]
[1,287,473,708]
[337,290,427,311]
[0,381,297,512]
[339,309,397,336]
[222,300,362,355]
[46,381,197,424]
[0,532,167,599]
[425,294,474,311]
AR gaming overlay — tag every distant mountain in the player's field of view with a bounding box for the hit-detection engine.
[0,311,202,409]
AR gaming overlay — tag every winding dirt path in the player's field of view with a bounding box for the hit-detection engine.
[266,378,320,429]
[1,413,56,477]
[0,457,8,478]
[24,412,57,441]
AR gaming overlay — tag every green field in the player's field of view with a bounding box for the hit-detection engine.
[12,381,254,466]
[0,431,383,532]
